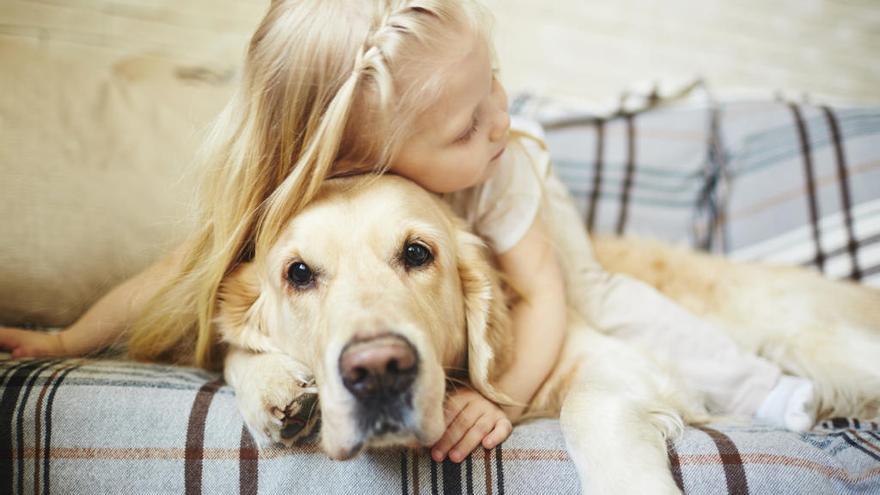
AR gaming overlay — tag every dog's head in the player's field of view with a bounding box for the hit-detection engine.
[216,175,510,459]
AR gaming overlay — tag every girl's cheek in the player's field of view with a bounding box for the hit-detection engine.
[469,140,485,159]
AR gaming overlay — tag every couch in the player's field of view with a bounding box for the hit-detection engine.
[2,41,879,493]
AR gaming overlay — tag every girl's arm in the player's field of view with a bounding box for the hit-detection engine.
[0,242,187,358]
[431,218,567,462]
[493,218,567,419]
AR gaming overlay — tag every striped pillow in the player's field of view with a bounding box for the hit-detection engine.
[513,92,880,287]
[719,101,879,284]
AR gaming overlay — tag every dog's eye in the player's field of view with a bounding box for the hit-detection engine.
[287,261,315,289]
[403,242,433,269]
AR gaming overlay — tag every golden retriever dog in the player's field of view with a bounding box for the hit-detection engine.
[217,174,880,494]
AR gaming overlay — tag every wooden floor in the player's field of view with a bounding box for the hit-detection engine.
[1,0,878,103]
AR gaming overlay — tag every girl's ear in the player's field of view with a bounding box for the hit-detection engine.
[455,224,514,404]
[216,262,279,353]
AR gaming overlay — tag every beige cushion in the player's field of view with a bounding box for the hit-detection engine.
[0,39,235,326]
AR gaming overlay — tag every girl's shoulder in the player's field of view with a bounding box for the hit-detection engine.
[506,116,550,179]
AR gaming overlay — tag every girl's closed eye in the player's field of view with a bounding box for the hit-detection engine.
[455,115,479,144]
[453,69,499,146]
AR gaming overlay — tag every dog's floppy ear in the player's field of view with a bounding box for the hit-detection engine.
[455,224,514,404]
[215,262,280,353]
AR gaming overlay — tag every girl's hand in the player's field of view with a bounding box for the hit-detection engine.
[0,327,68,358]
[431,388,512,463]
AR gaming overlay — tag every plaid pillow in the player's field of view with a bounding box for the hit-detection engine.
[719,102,880,284]
[513,89,880,287]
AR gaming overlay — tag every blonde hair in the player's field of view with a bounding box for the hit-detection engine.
[127,0,492,369]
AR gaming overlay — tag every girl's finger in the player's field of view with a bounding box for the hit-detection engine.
[449,415,496,463]
[442,393,469,426]
[432,401,481,461]
[0,329,23,350]
[481,418,513,449]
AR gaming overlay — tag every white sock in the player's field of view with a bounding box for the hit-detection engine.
[755,375,816,432]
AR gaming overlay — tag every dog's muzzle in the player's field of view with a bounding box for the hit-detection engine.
[338,334,419,436]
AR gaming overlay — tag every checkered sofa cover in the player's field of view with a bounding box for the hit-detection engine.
[3,94,879,494]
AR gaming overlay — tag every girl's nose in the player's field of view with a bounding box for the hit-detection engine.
[489,109,510,142]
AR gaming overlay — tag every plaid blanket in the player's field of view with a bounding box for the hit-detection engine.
[2,359,879,494]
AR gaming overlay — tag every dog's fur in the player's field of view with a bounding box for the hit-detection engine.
[218,174,880,494]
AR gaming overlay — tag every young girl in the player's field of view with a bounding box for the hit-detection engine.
[0,0,814,463]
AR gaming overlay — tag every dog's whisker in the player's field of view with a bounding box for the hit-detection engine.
[444,375,469,386]
[442,365,469,373]
[443,376,473,399]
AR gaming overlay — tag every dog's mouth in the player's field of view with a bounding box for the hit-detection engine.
[322,332,440,457]
[337,413,415,460]
[327,392,426,460]
[357,394,413,435]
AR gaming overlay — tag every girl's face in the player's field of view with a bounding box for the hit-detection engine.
[391,36,510,194]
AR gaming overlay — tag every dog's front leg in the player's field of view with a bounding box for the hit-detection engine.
[558,333,685,494]
[224,346,320,447]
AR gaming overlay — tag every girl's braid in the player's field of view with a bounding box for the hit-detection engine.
[351,2,437,107]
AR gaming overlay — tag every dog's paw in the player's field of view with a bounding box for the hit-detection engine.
[232,354,320,447]
[275,391,320,445]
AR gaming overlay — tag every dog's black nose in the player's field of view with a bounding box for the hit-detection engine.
[339,334,418,402]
